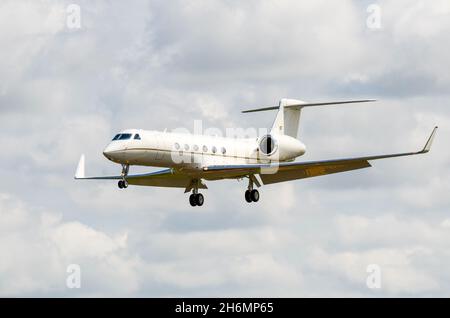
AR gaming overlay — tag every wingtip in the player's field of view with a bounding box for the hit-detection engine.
[422,126,438,153]
[75,154,85,179]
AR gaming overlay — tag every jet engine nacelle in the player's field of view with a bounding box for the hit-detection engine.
[258,134,306,161]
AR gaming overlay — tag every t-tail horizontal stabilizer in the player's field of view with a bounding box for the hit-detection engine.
[242,98,377,138]
[241,99,377,113]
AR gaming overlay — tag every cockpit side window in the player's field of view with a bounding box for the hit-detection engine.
[112,134,121,141]
[134,134,141,140]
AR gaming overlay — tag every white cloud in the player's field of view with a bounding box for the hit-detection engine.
[308,246,440,295]
[0,193,139,296]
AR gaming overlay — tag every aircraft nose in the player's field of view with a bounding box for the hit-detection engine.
[103,143,126,162]
[103,144,114,159]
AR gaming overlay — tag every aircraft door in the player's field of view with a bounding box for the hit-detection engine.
[155,134,164,160]
[152,134,164,161]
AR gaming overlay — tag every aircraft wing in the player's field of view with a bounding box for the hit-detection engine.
[202,126,438,185]
[74,155,206,189]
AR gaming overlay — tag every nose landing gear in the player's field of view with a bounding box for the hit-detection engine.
[118,164,129,190]
[118,180,128,189]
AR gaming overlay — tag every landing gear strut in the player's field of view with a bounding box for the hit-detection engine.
[245,176,260,203]
[118,164,129,190]
[188,179,204,207]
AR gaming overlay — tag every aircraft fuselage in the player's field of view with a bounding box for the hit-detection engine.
[102,129,307,172]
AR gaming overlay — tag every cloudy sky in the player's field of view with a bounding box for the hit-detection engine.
[0,0,449,297]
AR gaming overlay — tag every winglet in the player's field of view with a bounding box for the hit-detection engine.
[75,154,85,179]
[422,126,438,153]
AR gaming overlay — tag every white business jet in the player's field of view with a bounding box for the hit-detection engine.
[75,98,437,207]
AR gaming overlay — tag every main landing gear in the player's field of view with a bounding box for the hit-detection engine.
[245,189,259,203]
[189,193,204,207]
[188,179,204,207]
[245,175,260,203]
[118,164,129,190]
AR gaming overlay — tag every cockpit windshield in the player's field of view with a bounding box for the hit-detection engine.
[112,133,132,141]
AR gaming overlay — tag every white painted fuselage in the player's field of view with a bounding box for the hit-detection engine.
[103,129,307,172]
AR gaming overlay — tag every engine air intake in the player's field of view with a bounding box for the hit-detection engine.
[259,135,277,155]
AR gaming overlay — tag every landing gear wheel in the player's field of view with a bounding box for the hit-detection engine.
[189,193,204,207]
[189,194,197,207]
[118,180,128,189]
[250,189,259,202]
[195,193,204,206]
[245,190,252,203]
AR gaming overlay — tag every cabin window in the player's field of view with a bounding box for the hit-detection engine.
[184,144,190,151]
[202,145,208,152]
[174,143,180,150]
[221,147,226,155]
[212,146,217,154]
[193,145,199,152]
[134,134,141,140]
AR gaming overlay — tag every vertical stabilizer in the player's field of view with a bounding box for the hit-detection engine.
[270,98,304,137]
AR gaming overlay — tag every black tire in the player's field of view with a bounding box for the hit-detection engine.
[196,193,204,206]
[118,180,123,189]
[123,180,128,188]
[189,194,197,206]
[245,190,252,203]
[250,189,259,202]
